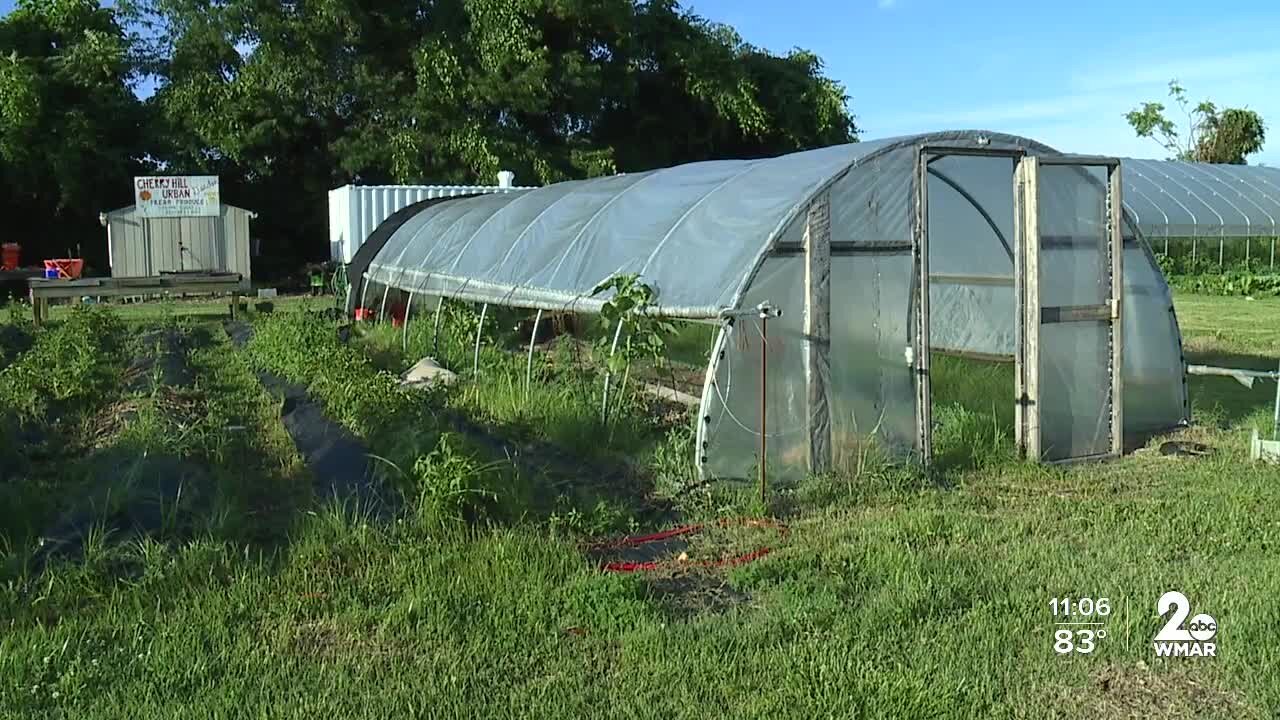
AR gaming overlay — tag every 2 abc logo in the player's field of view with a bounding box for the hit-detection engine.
[1154,590,1217,657]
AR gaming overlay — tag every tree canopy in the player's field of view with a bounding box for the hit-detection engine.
[1,0,857,274]
[0,0,145,259]
[1125,80,1266,165]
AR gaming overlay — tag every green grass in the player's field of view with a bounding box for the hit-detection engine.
[0,292,1277,718]
[1173,291,1280,357]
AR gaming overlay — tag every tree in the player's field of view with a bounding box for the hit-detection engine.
[0,0,146,265]
[1125,80,1266,164]
[121,0,857,272]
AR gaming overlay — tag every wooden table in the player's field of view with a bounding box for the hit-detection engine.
[27,273,249,326]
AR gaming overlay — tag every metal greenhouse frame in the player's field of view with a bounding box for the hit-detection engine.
[1121,158,1280,268]
[346,130,1203,481]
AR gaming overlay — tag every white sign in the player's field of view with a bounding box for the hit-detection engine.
[134,176,220,218]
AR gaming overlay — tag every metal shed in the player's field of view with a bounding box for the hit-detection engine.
[101,204,255,280]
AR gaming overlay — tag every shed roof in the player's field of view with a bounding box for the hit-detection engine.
[103,203,257,219]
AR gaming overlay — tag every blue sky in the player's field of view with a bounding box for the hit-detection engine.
[689,0,1280,164]
[4,0,1276,164]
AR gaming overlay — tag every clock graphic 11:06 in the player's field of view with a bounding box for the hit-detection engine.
[1050,597,1112,655]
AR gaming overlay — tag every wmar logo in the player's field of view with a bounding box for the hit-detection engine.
[1154,590,1217,657]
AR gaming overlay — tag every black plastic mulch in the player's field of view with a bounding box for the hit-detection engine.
[226,321,390,512]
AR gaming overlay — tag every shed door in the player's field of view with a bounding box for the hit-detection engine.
[179,216,222,272]
[1014,156,1124,462]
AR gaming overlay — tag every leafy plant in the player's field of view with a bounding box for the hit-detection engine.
[406,433,500,526]
[591,274,676,423]
[1167,270,1280,297]
[0,304,128,424]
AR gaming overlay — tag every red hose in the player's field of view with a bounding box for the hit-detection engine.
[589,518,787,574]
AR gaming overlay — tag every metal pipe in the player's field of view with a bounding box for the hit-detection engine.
[472,303,488,375]
[759,307,769,508]
[1273,359,1280,441]
[694,325,729,483]
[1186,364,1280,380]
[378,284,391,323]
[525,309,543,401]
[402,291,415,353]
[431,296,445,357]
[926,165,1014,262]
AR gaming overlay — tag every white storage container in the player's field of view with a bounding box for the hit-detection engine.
[328,172,532,263]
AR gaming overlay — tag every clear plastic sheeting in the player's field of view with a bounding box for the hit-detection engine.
[828,253,916,462]
[366,139,909,318]
[1037,164,1109,307]
[828,142,916,244]
[699,251,916,482]
[921,153,1186,439]
[702,256,809,483]
[1039,322,1113,459]
[1035,163,1114,460]
[1121,158,1280,238]
[926,153,1018,358]
[352,129,1193,479]
[1120,247,1188,433]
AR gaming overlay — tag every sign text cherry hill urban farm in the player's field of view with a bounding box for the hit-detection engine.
[134,176,221,218]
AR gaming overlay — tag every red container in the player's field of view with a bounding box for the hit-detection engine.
[43,258,84,280]
[0,243,18,271]
[354,307,377,322]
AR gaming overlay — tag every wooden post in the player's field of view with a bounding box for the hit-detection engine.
[1108,164,1125,457]
[913,151,933,465]
[804,192,832,474]
[1014,157,1042,460]
[30,288,41,328]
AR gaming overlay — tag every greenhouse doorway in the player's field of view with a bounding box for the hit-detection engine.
[915,147,1125,465]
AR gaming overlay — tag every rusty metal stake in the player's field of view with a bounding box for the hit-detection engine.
[758,303,772,508]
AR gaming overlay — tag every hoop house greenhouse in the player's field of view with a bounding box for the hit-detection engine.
[347,130,1197,481]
